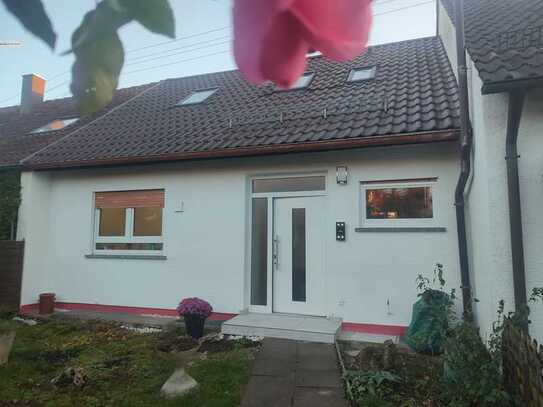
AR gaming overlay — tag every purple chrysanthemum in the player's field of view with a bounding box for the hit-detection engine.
[176,297,213,318]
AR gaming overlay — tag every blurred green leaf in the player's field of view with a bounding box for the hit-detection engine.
[2,0,56,49]
[114,0,175,38]
[68,2,129,54]
[69,0,174,113]
[69,4,127,114]
[71,30,124,115]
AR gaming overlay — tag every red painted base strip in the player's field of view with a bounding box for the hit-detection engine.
[20,302,236,322]
[342,322,407,336]
[20,302,406,335]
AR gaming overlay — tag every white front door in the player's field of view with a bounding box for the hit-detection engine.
[272,196,325,315]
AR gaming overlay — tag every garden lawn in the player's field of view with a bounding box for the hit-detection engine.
[0,317,254,407]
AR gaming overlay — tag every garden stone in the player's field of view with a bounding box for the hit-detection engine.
[345,349,360,358]
[13,317,37,326]
[0,331,16,365]
[51,367,87,387]
[161,368,198,398]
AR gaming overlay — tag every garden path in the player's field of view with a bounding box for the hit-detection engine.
[241,338,348,407]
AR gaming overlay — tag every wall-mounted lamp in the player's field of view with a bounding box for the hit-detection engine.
[336,166,348,185]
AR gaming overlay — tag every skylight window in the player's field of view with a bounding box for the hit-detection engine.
[30,117,79,134]
[293,73,314,89]
[348,67,376,82]
[278,72,314,91]
[178,88,218,105]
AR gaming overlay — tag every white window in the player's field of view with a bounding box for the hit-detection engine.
[30,117,79,133]
[360,179,437,227]
[292,72,314,89]
[278,73,314,90]
[177,88,218,105]
[348,67,376,82]
[93,190,164,254]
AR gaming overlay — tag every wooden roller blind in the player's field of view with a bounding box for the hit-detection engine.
[95,189,164,209]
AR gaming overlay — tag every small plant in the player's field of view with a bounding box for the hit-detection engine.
[176,297,212,318]
[345,370,401,402]
[177,297,213,339]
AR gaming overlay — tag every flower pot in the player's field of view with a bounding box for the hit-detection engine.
[39,293,56,315]
[183,314,206,339]
[0,331,16,365]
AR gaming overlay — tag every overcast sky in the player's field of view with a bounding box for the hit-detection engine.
[0,0,436,107]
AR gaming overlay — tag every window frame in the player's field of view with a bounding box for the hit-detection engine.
[177,87,218,106]
[93,204,164,256]
[359,178,438,228]
[348,66,376,83]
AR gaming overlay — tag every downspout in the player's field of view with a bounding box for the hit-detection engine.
[453,0,473,317]
[505,90,527,316]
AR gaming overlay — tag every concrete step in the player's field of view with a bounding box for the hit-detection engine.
[222,313,342,344]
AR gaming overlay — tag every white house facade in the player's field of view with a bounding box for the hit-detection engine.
[17,144,461,334]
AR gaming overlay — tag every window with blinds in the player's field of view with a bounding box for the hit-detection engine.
[93,189,165,253]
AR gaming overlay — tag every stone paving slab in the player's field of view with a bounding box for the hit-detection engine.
[241,375,296,407]
[242,338,348,407]
[295,368,343,388]
[252,356,297,376]
[258,336,298,359]
[293,387,348,407]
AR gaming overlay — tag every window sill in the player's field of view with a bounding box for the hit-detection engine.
[85,254,167,260]
[354,226,447,233]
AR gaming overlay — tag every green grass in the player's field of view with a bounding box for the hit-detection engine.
[0,318,253,406]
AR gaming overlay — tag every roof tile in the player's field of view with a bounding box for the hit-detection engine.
[442,0,543,86]
[6,37,459,168]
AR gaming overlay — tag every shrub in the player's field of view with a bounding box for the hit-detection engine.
[441,321,513,407]
[440,287,543,406]
[0,170,21,240]
[345,370,401,402]
[176,297,212,318]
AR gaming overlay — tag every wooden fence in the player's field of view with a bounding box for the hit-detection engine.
[0,241,24,311]
[503,319,543,406]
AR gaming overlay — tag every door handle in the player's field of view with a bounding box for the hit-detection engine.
[272,236,279,269]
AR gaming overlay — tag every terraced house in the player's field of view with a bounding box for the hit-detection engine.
[2,0,542,343]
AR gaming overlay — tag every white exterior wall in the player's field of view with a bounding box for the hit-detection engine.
[518,89,543,339]
[18,144,461,327]
[438,2,543,341]
[17,172,53,304]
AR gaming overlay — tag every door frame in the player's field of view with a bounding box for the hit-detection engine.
[247,172,328,315]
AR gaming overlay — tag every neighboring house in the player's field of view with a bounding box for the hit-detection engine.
[0,75,152,238]
[438,0,543,341]
[15,36,463,338]
[0,75,152,168]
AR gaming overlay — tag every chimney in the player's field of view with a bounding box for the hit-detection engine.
[20,73,45,114]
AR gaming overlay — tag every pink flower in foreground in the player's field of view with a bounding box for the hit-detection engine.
[233,0,373,88]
